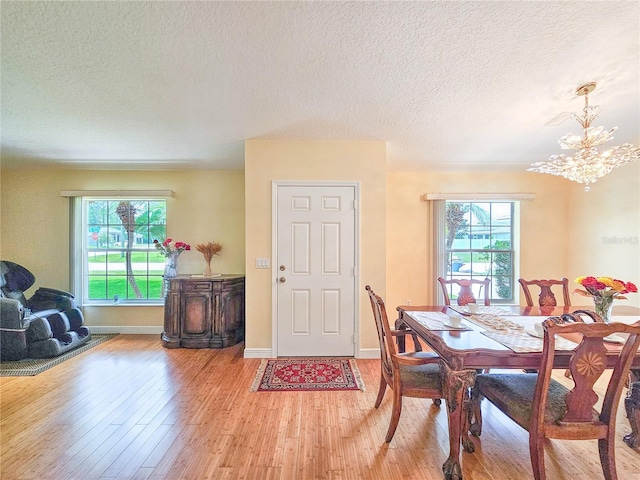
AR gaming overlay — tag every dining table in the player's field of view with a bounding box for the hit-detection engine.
[395,304,640,480]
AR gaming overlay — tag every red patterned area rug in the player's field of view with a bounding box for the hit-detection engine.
[250,358,365,392]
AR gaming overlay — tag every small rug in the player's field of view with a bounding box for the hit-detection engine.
[251,358,365,392]
[0,334,119,377]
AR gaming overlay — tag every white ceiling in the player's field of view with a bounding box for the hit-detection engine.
[1,1,639,172]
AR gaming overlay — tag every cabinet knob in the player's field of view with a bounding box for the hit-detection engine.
[278,277,286,283]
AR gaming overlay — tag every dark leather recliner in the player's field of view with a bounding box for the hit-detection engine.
[0,260,91,361]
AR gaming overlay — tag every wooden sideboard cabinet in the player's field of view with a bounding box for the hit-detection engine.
[161,274,245,349]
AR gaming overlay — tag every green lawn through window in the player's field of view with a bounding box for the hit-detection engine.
[88,251,166,300]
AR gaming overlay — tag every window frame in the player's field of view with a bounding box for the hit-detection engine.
[428,194,529,305]
[444,201,516,304]
[64,191,174,307]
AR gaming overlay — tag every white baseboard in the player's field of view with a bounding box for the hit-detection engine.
[243,348,273,358]
[88,326,164,335]
[358,348,380,359]
[243,347,380,359]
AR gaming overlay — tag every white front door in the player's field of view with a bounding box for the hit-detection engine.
[275,184,357,357]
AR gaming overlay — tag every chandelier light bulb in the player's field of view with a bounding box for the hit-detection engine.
[528,82,640,191]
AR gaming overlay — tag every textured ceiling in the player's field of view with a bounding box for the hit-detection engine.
[1,1,639,171]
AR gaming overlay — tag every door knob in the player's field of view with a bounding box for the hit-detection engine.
[279,277,286,283]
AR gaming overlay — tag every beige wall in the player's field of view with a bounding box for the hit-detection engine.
[567,161,640,308]
[244,139,387,353]
[385,164,640,311]
[385,171,572,310]
[2,150,637,342]
[0,168,245,328]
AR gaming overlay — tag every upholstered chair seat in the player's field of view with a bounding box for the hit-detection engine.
[397,360,443,392]
[473,373,590,430]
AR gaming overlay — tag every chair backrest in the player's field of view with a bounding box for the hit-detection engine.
[533,319,640,439]
[518,277,571,307]
[553,309,603,324]
[366,285,397,382]
[437,277,491,306]
[0,261,35,306]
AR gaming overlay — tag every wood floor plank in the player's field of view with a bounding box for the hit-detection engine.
[1,334,639,480]
[103,423,174,480]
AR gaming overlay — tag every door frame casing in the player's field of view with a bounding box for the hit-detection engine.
[271,181,360,358]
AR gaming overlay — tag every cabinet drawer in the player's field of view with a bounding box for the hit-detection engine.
[184,281,212,292]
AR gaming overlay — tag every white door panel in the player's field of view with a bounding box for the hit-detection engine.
[276,185,356,356]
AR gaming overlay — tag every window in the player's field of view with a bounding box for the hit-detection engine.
[81,198,167,304]
[442,201,516,304]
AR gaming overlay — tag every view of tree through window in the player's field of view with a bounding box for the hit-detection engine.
[444,201,514,303]
[84,199,167,303]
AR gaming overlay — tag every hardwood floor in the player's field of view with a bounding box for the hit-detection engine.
[1,334,638,480]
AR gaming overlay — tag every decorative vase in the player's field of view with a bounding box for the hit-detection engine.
[164,251,180,278]
[203,257,213,277]
[593,295,614,323]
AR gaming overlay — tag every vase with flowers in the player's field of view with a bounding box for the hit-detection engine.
[154,238,191,278]
[195,241,223,277]
[574,276,637,322]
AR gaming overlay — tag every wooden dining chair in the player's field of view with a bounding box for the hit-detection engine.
[518,277,571,307]
[438,276,491,306]
[365,285,443,442]
[470,318,640,480]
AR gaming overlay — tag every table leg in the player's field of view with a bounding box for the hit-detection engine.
[441,363,476,480]
[394,318,407,353]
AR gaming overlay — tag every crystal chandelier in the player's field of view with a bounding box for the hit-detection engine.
[528,82,640,191]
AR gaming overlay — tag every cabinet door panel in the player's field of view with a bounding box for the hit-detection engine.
[182,294,211,336]
[223,291,244,333]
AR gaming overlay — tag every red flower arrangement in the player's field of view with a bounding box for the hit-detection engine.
[574,276,637,300]
[153,238,191,257]
[574,276,637,322]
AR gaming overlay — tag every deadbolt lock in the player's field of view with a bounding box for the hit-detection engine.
[279,265,286,271]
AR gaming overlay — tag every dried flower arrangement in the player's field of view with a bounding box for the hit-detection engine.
[196,242,223,276]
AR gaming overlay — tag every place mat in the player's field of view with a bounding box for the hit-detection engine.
[465,313,530,332]
[406,311,472,331]
[463,313,578,352]
[481,330,578,353]
[609,315,640,325]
